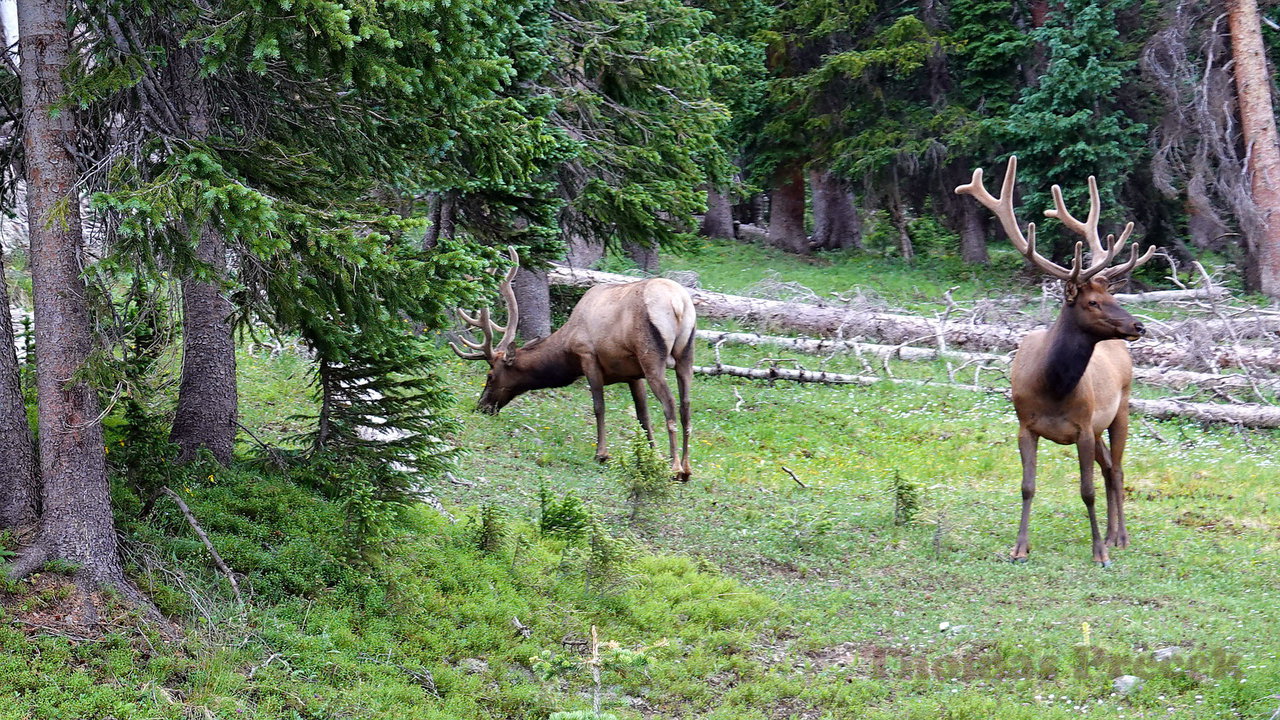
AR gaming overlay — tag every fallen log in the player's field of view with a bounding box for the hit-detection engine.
[1112,287,1229,303]
[695,330,1280,395]
[693,363,1280,428]
[548,265,1280,371]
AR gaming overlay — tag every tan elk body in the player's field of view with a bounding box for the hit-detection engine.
[956,157,1154,565]
[452,251,695,480]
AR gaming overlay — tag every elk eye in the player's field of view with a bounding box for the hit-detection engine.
[1088,300,1099,307]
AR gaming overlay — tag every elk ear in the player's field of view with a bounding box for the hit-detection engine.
[1106,275,1129,294]
[1063,281,1081,305]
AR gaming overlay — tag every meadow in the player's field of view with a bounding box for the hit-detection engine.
[2,241,1278,719]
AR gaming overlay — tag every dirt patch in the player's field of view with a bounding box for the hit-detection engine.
[1,573,158,645]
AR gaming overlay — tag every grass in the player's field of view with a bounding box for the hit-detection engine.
[3,240,1279,719]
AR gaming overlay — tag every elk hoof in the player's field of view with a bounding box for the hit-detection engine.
[1009,556,1029,564]
[673,471,691,483]
[594,453,610,464]
[1097,560,1113,569]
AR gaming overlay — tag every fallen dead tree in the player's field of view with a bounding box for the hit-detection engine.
[693,362,1280,428]
[549,265,1280,371]
[696,330,1280,396]
[1113,287,1230,302]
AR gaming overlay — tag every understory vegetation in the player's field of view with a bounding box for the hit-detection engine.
[2,244,1279,719]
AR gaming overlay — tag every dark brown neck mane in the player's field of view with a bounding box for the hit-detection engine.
[1042,307,1101,399]
[509,336,582,392]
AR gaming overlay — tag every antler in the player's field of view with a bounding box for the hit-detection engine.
[955,156,1155,283]
[449,247,522,361]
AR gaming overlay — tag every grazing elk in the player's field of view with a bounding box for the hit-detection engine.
[450,250,696,481]
[956,157,1154,566]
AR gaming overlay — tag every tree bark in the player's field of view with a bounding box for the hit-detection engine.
[511,266,551,341]
[168,46,237,465]
[700,187,735,239]
[887,173,914,261]
[171,225,237,464]
[564,232,604,268]
[0,245,36,530]
[808,169,862,250]
[624,241,659,273]
[767,163,809,254]
[959,200,990,264]
[13,0,129,588]
[1227,0,1280,297]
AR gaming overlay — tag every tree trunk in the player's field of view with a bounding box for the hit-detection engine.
[808,169,862,250]
[511,266,551,341]
[0,245,36,530]
[171,225,237,464]
[624,241,659,273]
[887,178,914,261]
[959,200,990,264]
[12,0,129,588]
[767,163,809,254]
[168,46,237,465]
[734,194,766,226]
[422,191,456,250]
[564,232,604,268]
[700,187,735,239]
[1227,0,1280,297]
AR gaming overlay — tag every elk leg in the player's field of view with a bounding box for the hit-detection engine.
[1093,437,1119,547]
[583,362,609,463]
[1077,432,1110,566]
[1107,414,1130,548]
[674,345,693,482]
[628,379,655,445]
[1012,428,1038,562]
[642,364,681,479]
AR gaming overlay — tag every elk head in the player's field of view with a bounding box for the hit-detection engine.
[955,156,1155,342]
[449,248,522,414]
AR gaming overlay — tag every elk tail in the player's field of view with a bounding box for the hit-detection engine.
[665,294,696,369]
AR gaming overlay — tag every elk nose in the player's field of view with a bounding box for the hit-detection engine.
[1133,322,1146,336]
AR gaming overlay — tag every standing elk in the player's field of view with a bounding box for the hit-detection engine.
[450,250,696,481]
[956,157,1155,566]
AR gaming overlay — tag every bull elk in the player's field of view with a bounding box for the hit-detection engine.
[956,157,1154,566]
[450,250,695,481]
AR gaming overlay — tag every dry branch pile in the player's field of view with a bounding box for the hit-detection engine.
[548,264,1280,427]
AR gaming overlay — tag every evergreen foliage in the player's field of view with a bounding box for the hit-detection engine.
[1002,0,1148,232]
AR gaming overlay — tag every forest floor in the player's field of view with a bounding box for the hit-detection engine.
[3,241,1279,720]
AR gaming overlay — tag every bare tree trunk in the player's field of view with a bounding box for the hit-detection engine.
[422,191,456,250]
[511,266,551,340]
[12,0,130,589]
[959,200,990,264]
[0,246,36,530]
[171,226,237,464]
[1227,0,1280,296]
[887,176,914,261]
[808,169,862,250]
[169,46,237,464]
[564,232,604,268]
[767,163,809,254]
[700,187,735,239]
[734,194,766,226]
[624,241,659,273]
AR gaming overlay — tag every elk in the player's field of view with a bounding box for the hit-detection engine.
[450,250,696,481]
[956,157,1154,566]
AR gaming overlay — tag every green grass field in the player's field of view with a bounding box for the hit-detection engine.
[2,241,1278,719]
